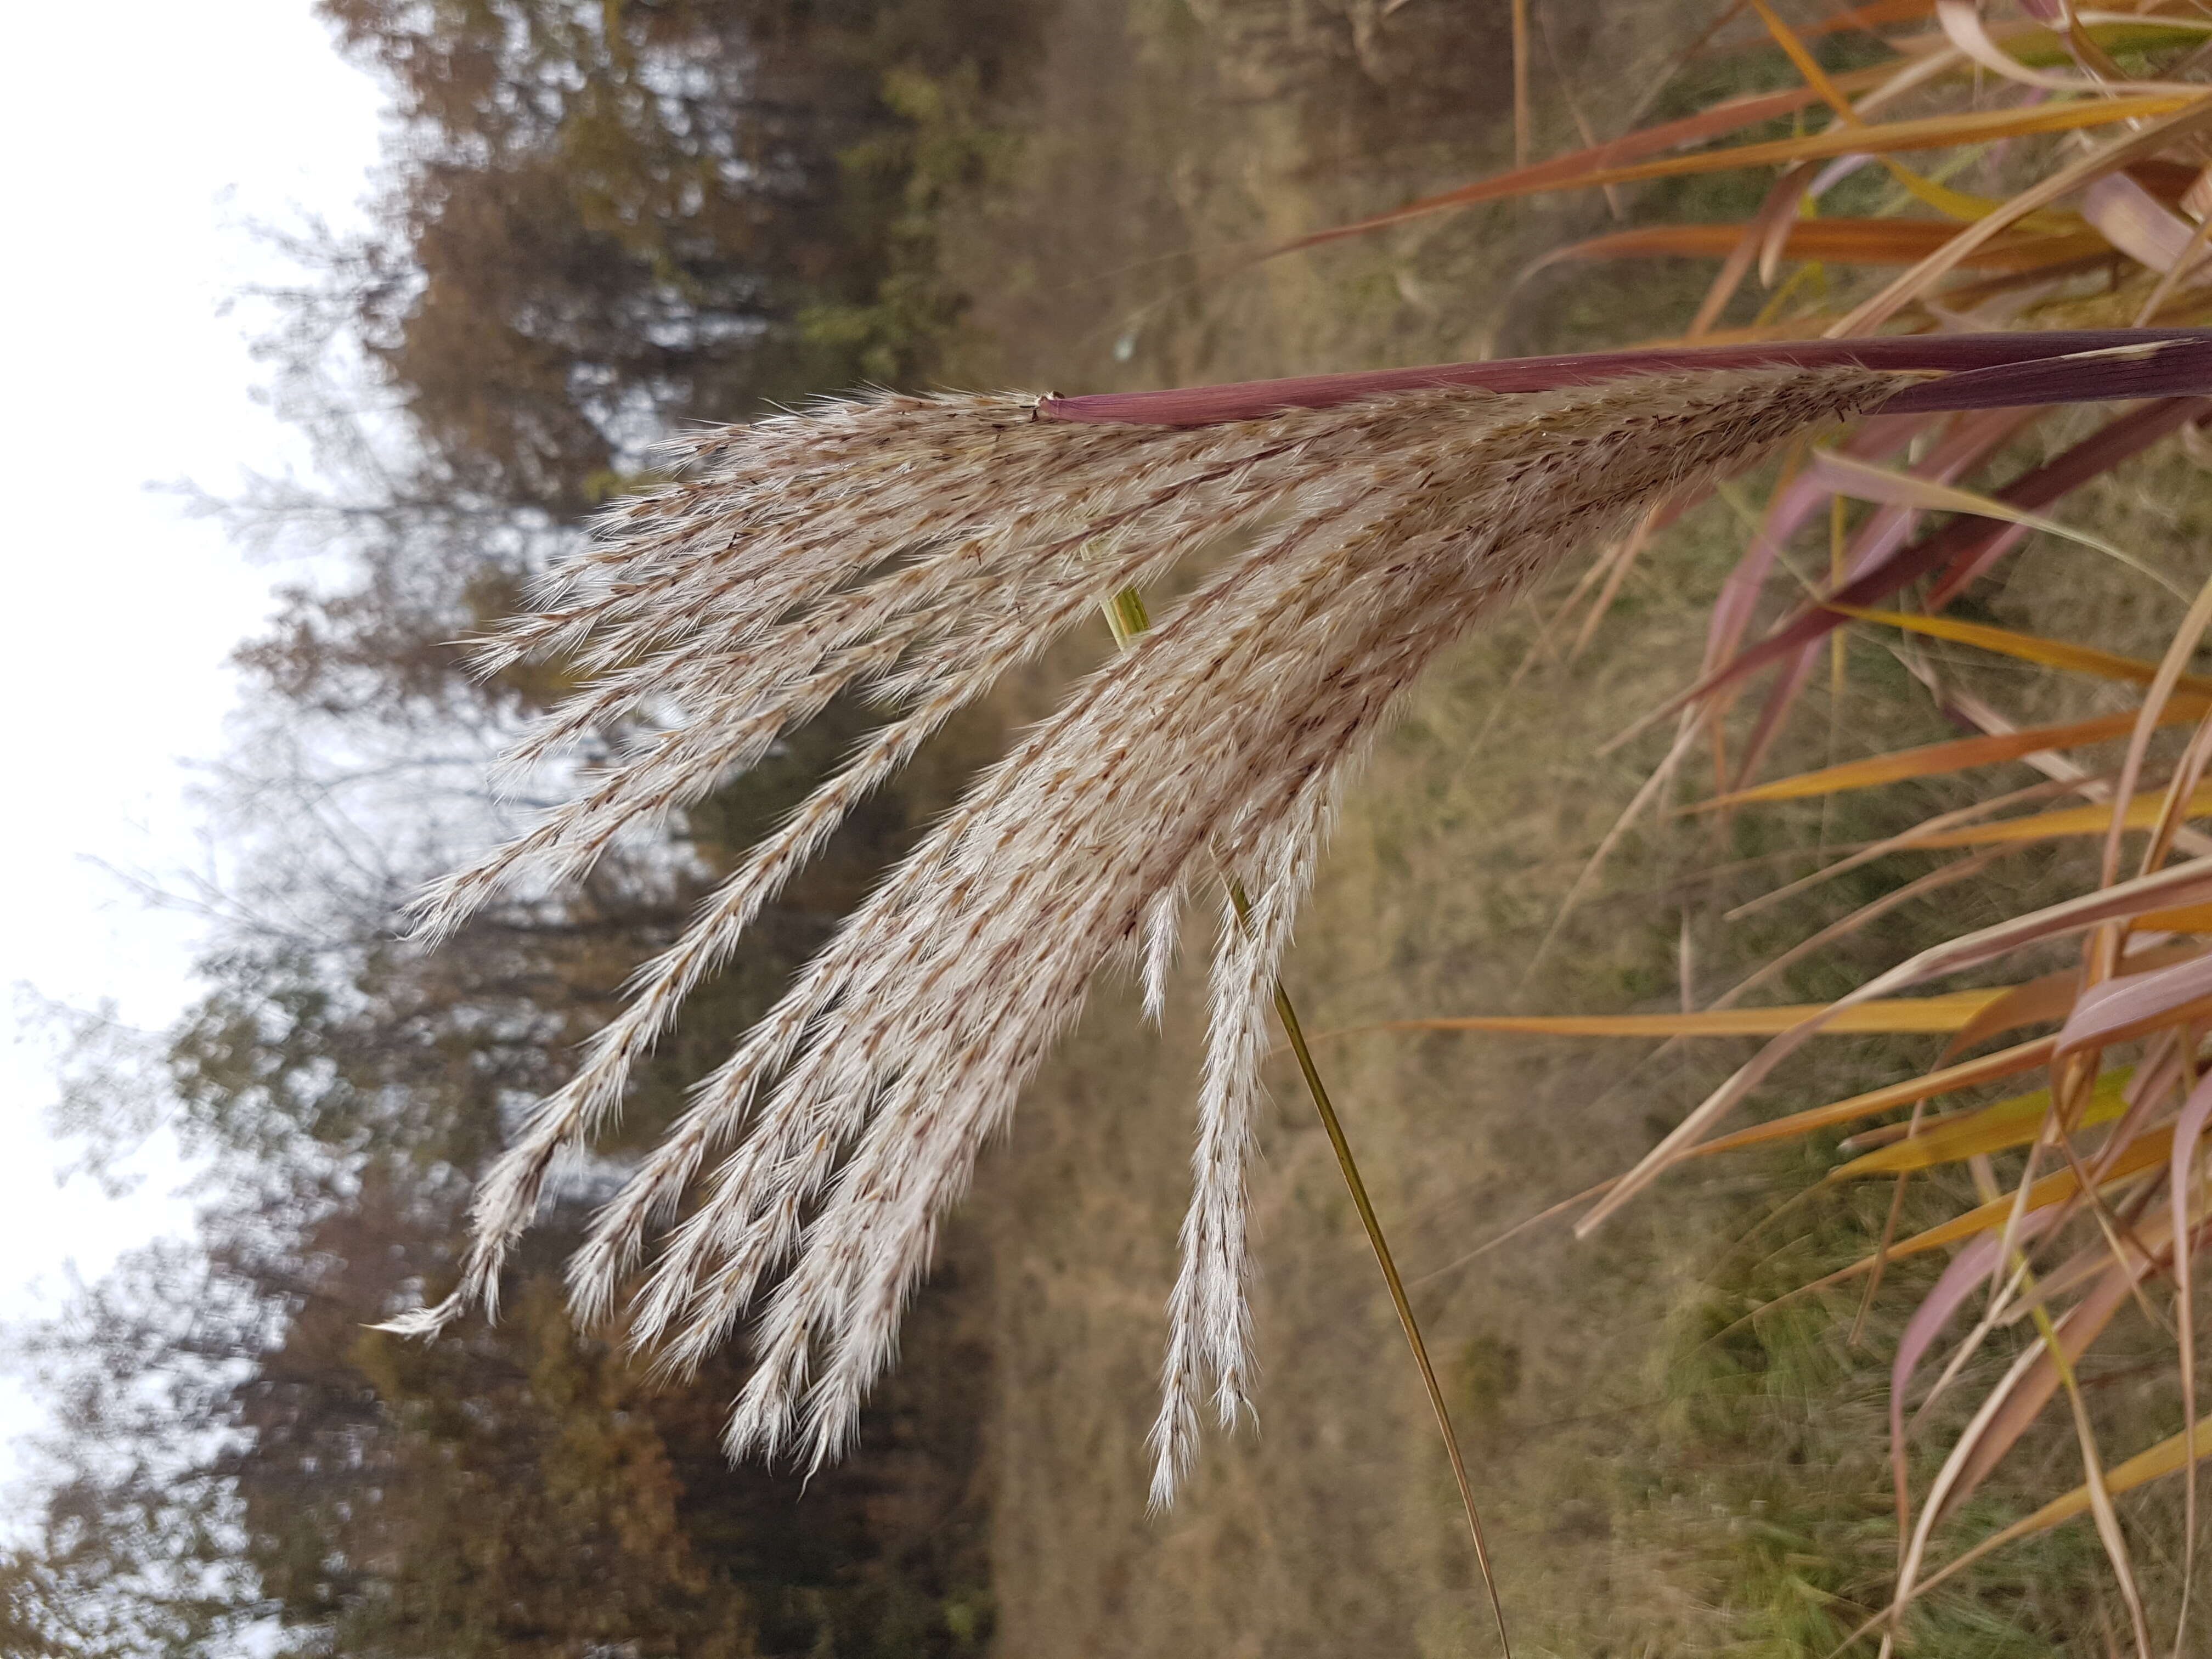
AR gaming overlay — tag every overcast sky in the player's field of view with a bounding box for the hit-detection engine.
[1,3,385,1490]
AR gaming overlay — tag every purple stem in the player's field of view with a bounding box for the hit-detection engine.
[1034,330,2212,426]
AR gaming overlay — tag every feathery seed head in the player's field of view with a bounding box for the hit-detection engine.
[384,362,1899,1500]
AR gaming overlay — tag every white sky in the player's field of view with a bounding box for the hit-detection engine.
[1,3,384,1489]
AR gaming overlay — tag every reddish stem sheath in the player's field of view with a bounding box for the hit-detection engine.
[1032,330,2212,427]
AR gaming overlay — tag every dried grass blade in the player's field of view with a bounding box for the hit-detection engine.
[1580,856,2212,1233]
[1889,1232,2018,1539]
[1943,1252,2158,1517]
[1843,1410,2212,1649]
[1637,400,2212,729]
[1727,779,2089,922]
[1703,851,2008,1015]
[1284,91,2196,256]
[1321,988,2009,1041]
[1271,83,1842,253]
[1523,92,2203,195]
[1695,711,2173,808]
[1748,0,1862,119]
[2143,704,2212,879]
[1830,95,2212,335]
[2169,1077,2212,1651]
[1827,606,2212,692]
[1812,454,2188,600]
[1832,1069,2131,1176]
[2056,951,2212,1054]
[1696,1036,2057,1156]
[2087,169,2207,274]
[1550,217,2113,269]
[1914,782,2212,847]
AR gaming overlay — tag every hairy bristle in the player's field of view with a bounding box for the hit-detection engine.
[384,363,1899,1500]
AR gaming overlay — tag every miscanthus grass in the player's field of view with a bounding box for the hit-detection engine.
[384,333,2210,1519]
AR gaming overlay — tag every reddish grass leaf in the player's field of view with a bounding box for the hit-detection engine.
[1650,398,2210,724]
[2055,951,2212,1055]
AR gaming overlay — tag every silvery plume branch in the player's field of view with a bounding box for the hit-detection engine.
[383,329,2212,1502]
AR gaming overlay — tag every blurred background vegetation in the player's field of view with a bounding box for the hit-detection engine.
[10,2,2212,1655]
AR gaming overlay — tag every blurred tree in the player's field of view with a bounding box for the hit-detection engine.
[307,0,1033,514]
[10,1,1025,1652]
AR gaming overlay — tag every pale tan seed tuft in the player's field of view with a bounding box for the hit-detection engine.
[381,365,1899,1499]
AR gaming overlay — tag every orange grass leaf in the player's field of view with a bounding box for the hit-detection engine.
[1541,218,2112,272]
[1319,989,2008,1040]
[1283,92,2204,253]
[2134,900,2212,932]
[1580,855,2212,1232]
[1832,96,2212,335]
[1824,606,2212,695]
[1696,1037,2059,1155]
[1694,710,2193,809]
[1942,942,2207,1058]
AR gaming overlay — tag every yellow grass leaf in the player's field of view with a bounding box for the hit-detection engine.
[1981,17,2212,72]
[1915,784,2212,847]
[1881,1124,2174,1260]
[1815,453,2171,591]
[1827,606,2212,696]
[1696,1036,2058,1156]
[1830,1068,2130,1177]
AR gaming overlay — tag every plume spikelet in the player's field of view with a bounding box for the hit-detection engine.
[386,362,1900,1497]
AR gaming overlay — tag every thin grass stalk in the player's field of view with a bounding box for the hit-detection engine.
[1269,964,1515,1655]
[1511,0,1531,170]
[1110,584,1511,1650]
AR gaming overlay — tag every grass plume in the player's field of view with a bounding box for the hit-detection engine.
[385,357,1905,1498]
